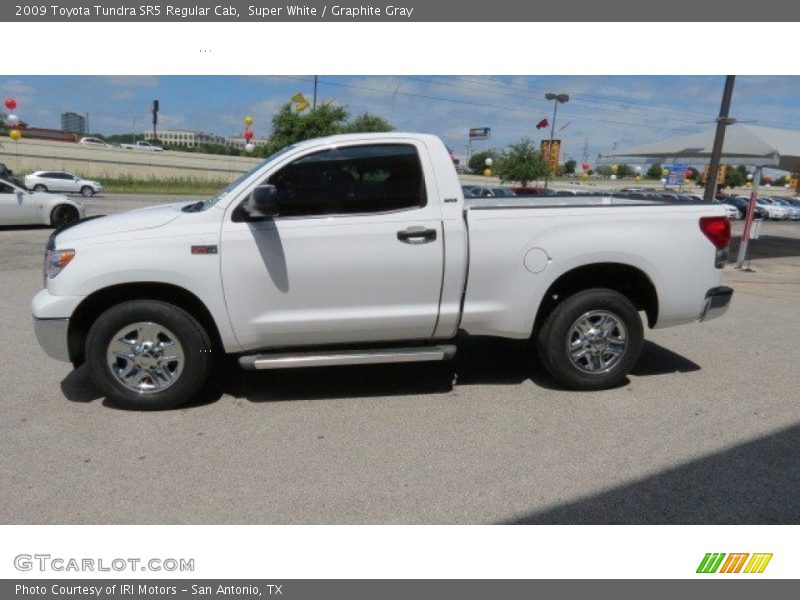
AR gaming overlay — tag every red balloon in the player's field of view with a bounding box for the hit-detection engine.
[4,98,17,110]
[244,129,254,140]
[581,162,590,171]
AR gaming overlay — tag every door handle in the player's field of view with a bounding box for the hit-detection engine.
[397,226,437,244]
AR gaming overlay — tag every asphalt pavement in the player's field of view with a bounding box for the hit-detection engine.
[1,194,799,524]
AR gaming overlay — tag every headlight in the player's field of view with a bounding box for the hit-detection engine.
[45,247,76,279]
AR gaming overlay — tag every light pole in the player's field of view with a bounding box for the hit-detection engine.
[543,93,569,190]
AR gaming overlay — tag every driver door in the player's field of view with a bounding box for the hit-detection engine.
[220,141,445,351]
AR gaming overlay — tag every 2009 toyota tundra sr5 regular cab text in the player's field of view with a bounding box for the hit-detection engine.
[32,133,733,410]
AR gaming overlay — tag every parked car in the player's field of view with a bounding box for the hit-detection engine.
[120,140,163,151]
[712,199,741,220]
[33,132,732,410]
[510,186,555,196]
[461,185,481,198]
[756,197,789,220]
[766,197,800,220]
[479,187,517,198]
[79,137,110,148]
[724,196,767,220]
[24,171,103,197]
[0,178,85,227]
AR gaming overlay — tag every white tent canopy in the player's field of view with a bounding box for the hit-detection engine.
[602,124,800,173]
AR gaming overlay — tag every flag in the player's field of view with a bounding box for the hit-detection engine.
[536,118,548,130]
[291,92,310,112]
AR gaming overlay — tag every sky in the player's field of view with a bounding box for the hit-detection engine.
[2,75,800,166]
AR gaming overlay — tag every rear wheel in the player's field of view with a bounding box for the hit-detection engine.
[50,204,79,227]
[85,300,215,410]
[536,288,643,390]
[80,186,95,197]
[33,184,48,193]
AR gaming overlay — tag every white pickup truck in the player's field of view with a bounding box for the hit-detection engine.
[32,133,733,410]
[120,140,163,151]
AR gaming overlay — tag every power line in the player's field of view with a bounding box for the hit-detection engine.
[267,75,696,134]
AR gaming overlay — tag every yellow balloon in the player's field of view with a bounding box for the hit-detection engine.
[581,173,589,180]
[684,178,692,185]
[662,168,669,176]
[635,175,641,181]
[9,129,22,141]
[610,164,618,173]
[483,169,493,177]
[243,115,254,126]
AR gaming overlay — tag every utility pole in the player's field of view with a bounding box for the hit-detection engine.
[703,76,735,202]
[313,76,318,110]
[543,93,569,190]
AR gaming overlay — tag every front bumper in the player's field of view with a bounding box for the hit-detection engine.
[699,286,734,322]
[33,317,70,362]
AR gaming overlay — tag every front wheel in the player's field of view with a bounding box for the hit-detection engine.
[50,204,79,227]
[85,300,215,410]
[536,288,644,390]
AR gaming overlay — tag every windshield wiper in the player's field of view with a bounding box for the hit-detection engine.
[182,200,206,212]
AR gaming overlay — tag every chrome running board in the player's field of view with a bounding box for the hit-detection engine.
[239,345,457,370]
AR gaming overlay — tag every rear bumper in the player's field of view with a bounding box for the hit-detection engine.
[33,317,70,362]
[699,286,733,322]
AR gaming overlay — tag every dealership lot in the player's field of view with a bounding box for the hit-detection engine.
[1,194,799,524]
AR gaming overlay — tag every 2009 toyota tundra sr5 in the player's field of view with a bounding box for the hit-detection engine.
[32,133,733,410]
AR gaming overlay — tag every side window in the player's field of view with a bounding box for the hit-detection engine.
[268,144,426,217]
[0,182,14,194]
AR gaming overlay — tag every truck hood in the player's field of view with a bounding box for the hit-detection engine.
[55,202,188,244]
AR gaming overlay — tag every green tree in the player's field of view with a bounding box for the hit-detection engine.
[495,138,549,187]
[266,104,395,154]
[342,112,394,133]
[266,102,350,153]
[645,163,664,179]
[563,159,577,175]
[615,164,633,178]
[468,150,498,175]
[722,164,749,188]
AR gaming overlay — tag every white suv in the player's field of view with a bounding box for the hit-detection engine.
[24,171,103,197]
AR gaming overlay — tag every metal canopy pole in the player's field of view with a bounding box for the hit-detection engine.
[736,166,762,269]
[703,76,736,202]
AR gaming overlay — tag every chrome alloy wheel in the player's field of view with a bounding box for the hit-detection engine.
[566,310,628,374]
[106,322,185,394]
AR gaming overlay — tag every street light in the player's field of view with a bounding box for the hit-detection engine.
[543,93,569,190]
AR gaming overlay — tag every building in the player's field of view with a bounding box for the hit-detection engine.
[61,112,87,135]
[144,129,226,148]
[225,135,269,150]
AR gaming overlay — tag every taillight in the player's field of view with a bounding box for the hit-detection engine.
[700,216,731,268]
[699,216,731,249]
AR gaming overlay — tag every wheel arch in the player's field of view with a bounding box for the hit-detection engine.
[67,282,223,367]
[532,262,659,335]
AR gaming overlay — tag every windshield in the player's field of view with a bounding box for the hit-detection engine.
[198,145,295,210]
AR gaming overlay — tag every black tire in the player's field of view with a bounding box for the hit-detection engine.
[33,184,48,193]
[85,300,215,410]
[536,288,644,390]
[50,204,79,227]
[80,186,95,197]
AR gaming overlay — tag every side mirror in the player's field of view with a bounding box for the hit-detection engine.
[244,184,280,219]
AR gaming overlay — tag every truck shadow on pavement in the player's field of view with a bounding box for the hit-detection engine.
[501,422,800,524]
[60,338,701,407]
[729,232,800,262]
